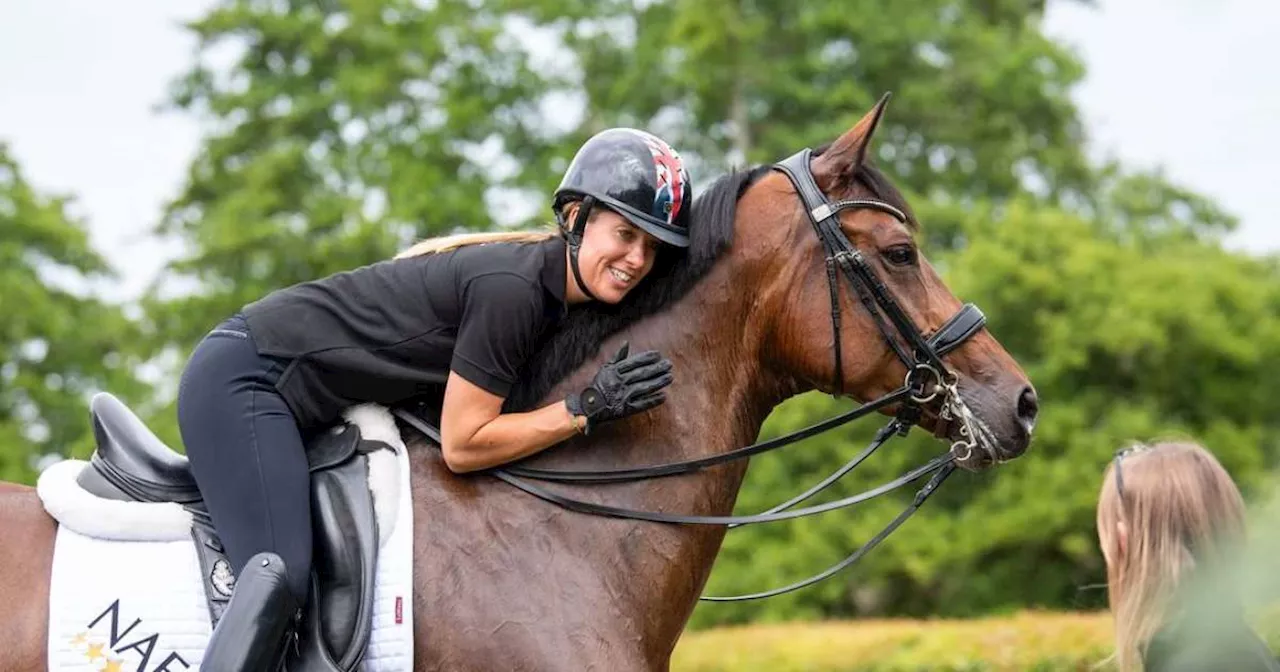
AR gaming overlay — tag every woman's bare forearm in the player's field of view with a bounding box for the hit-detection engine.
[442,400,582,473]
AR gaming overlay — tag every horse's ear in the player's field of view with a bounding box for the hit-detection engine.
[812,92,892,189]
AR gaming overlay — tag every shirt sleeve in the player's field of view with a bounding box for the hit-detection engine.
[450,272,546,398]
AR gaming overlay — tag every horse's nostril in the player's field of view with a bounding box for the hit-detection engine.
[1017,386,1039,425]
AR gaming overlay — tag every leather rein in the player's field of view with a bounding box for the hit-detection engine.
[392,148,989,602]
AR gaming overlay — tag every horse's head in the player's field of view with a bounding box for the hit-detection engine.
[746,94,1037,470]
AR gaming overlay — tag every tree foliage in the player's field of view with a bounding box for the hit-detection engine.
[143,0,1101,350]
[143,0,1280,625]
[4,0,1276,628]
[692,197,1280,628]
[0,144,148,481]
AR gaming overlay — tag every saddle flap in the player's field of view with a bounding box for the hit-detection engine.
[294,449,380,671]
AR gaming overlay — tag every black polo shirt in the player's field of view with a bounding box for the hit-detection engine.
[240,236,568,429]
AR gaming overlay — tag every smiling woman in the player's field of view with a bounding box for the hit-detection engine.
[559,205,663,303]
[0,93,1044,671]
[154,127,697,669]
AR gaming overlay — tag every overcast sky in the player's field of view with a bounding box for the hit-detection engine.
[1,0,1276,302]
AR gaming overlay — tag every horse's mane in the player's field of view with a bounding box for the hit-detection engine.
[503,165,770,411]
[503,149,916,411]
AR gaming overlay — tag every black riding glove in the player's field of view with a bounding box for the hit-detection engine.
[565,342,673,435]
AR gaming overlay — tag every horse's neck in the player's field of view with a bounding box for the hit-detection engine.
[546,254,781,499]
[472,254,792,657]
[645,273,778,473]
[591,260,791,651]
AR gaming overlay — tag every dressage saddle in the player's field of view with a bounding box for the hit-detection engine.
[73,391,382,672]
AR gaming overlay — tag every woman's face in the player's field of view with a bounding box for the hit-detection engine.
[572,206,661,304]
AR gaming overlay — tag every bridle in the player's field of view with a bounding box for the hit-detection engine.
[775,148,988,463]
[392,148,990,602]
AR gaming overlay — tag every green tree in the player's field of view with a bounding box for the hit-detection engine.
[692,199,1280,628]
[0,144,149,483]
[526,0,1095,203]
[145,0,1102,351]
[146,0,580,351]
[138,0,1280,627]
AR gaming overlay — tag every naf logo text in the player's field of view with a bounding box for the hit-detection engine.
[68,599,190,672]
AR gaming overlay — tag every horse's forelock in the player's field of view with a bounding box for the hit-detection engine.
[812,141,919,232]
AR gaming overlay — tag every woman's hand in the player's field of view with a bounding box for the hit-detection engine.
[439,341,673,473]
[565,342,673,434]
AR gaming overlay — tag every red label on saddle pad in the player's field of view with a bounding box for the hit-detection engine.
[395,596,403,624]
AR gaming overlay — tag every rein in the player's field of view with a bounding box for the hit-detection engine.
[392,148,991,602]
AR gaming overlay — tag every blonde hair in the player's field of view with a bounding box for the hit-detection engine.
[1096,440,1248,671]
[392,200,619,259]
[393,228,559,259]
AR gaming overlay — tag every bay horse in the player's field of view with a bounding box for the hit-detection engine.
[0,95,1037,670]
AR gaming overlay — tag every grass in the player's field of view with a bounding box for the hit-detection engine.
[671,610,1116,672]
[673,605,1280,671]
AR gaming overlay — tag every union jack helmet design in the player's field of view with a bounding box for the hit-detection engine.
[553,128,693,248]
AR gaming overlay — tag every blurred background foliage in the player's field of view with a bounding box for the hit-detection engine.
[3,0,1277,637]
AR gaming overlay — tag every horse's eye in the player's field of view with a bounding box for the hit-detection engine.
[883,245,917,266]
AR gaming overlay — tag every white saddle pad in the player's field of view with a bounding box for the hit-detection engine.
[36,404,415,671]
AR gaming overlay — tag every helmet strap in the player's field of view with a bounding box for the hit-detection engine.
[560,196,600,303]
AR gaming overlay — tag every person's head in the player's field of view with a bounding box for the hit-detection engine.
[552,128,693,305]
[1097,440,1248,670]
[556,200,662,304]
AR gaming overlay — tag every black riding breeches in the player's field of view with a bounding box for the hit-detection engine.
[177,314,311,605]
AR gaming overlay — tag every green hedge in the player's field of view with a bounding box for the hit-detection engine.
[672,608,1280,672]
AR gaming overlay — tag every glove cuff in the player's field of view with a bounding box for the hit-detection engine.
[564,392,591,435]
[565,391,583,416]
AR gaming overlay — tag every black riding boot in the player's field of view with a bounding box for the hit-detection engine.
[201,552,302,672]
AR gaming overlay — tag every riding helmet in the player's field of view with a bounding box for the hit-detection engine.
[553,128,692,248]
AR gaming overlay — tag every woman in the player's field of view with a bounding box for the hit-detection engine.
[1097,440,1278,671]
[176,127,693,670]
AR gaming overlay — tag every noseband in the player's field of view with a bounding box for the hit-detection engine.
[393,148,990,602]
